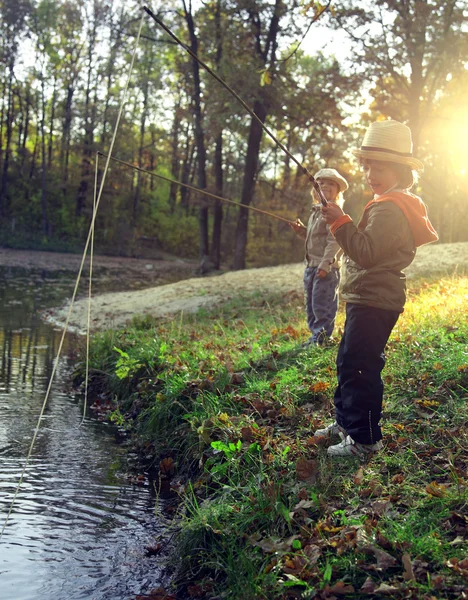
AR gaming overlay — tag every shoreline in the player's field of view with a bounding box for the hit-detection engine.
[45,241,468,332]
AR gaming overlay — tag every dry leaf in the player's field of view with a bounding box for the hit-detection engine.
[353,466,364,485]
[370,500,392,516]
[362,545,397,571]
[426,481,447,497]
[303,544,322,564]
[249,536,289,553]
[230,372,245,385]
[360,577,376,593]
[159,457,175,477]
[241,426,254,442]
[402,552,415,581]
[296,457,318,482]
[373,583,400,594]
[328,581,355,595]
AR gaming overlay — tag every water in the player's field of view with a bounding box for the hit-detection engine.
[0,266,167,600]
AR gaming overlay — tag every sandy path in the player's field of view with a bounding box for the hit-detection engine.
[46,242,468,332]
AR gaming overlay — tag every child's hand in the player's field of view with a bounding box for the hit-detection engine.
[289,218,306,233]
[321,203,344,224]
[289,219,307,240]
[317,269,327,279]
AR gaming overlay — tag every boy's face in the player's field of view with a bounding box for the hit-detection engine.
[361,159,399,195]
[316,178,340,202]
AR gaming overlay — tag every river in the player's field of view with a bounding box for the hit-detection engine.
[0,266,168,600]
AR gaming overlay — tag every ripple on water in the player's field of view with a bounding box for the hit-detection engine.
[0,267,167,600]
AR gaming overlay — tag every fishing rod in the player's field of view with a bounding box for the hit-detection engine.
[142,5,329,208]
[97,152,297,225]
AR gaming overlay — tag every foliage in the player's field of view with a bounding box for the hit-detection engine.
[86,273,468,599]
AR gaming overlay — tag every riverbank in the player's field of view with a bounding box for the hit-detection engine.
[0,247,195,291]
[48,241,468,332]
[84,271,468,599]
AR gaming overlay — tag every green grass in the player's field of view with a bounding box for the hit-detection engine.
[84,275,468,599]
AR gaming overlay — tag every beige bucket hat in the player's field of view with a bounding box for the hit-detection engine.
[314,168,349,192]
[352,120,424,171]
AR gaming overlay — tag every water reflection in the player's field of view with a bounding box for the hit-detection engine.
[0,266,165,600]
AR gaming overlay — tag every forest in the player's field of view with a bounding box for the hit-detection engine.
[0,0,467,270]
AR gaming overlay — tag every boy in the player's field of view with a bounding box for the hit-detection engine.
[291,168,349,347]
[318,120,438,457]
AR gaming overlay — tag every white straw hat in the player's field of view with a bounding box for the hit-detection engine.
[352,120,424,171]
[314,168,349,192]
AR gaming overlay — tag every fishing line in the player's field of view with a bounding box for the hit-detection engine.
[142,5,328,207]
[0,12,145,541]
[97,152,297,225]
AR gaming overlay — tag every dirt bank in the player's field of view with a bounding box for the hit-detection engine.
[0,247,195,292]
[45,242,468,333]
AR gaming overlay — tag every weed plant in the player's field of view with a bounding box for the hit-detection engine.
[86,277,468,599]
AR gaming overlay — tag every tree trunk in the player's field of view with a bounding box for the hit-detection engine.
[0,60,15,217]
[169,100,182,213]
[183,1,209,267]
[210,0,224,270]
[76,14,97,217]
[233,99,268,270]
[48,73,57,169]
[232,0,281,270]
[61,84,74,185]
[101,6,124,148]
[211,133,224,269]
[40,76,49,236]
[133,39,152,228]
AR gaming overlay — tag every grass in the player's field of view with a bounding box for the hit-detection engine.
[84,276,468,600]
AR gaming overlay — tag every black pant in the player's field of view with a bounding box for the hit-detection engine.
[334,303,400,445]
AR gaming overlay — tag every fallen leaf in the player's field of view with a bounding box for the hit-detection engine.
[426,481,447,497]
[449,536,466,545]
[144,543,162,556]
[303,544,322,564]
[360,577,375,593]
[159,457,175,477]
[402,552,415,581]
[353,466,364,485]
[230,372,245,385]
[282,554,307,574]
[249,535,289,553]
[293,499,316,510]
[327,581,355,595]
[241,426,254,442]
[306,435,328,447]
[361,545,397,571]
[373,583,400,594]
[296,458,318,482]
[370,500,392,516]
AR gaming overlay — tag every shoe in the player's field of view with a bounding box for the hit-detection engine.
[313,421,345,440]
[327,435,383,457]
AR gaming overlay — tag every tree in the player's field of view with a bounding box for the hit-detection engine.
[331,0,468,152]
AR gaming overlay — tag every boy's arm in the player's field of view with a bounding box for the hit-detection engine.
[289,218,307,239]
[331,204,410,268]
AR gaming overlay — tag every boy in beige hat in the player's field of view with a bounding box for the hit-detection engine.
[291,168,349,347]
[317,120,438,457]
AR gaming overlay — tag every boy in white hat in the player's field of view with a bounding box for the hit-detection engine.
[318,120,438,457]
[291,168,349,347]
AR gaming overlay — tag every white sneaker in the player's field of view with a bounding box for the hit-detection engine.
[313,421,345,440]
[327,435,383,457]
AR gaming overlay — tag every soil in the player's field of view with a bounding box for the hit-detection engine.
[0,247,195,292]
[39,241,468,333]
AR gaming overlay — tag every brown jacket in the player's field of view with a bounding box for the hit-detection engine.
[330,191,438,313]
